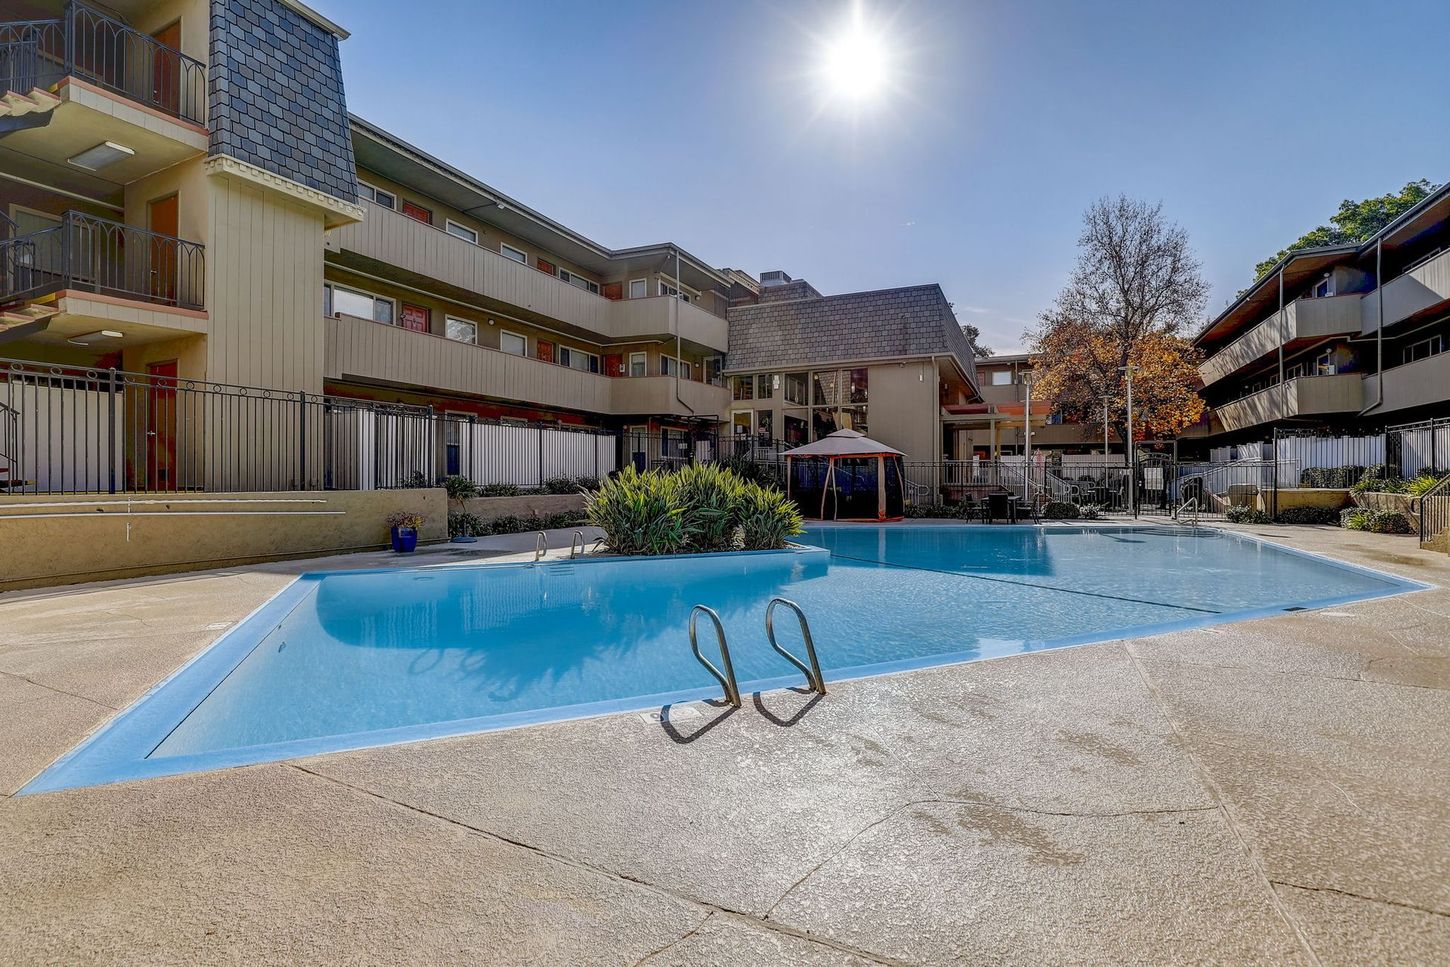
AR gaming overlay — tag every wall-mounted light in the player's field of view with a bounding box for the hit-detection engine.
[67,329,124,346]
[66,141,134,171]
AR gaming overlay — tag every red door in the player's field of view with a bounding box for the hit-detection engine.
[146,360,179,491]
[152,22,182,115]
[400,303,429,332]
[147,194,179,304]
[401,202,431,224]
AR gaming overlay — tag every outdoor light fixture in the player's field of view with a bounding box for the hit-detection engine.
[66,141,135,171]
[67,330,123,346]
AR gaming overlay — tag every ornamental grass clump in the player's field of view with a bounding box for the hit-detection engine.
[737,481,805,550]
[585,467,689,556]
[584,465,802,556]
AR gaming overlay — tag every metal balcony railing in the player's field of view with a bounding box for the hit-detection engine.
[0,2,205,125]
[1,210,204,311]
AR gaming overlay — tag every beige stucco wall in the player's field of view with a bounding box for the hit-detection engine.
[1261,488,1353,514]
[458,493,585,522]
[0,489,447,591]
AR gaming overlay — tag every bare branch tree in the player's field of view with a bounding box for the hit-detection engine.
[1029,197,1209,446]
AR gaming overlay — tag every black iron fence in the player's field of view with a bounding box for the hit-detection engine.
[1,210,205,310]
[0,3,206,125]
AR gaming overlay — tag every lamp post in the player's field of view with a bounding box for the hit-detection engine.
[1103,398,1110,456]
[1021,370,1036,503]
[1120,363,1137,517]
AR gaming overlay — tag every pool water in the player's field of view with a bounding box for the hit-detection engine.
[25,525,1422,793]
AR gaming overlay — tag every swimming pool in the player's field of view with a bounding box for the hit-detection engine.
[24,525,1424,793]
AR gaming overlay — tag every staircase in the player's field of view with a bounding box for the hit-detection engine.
[1418,476,1450,553]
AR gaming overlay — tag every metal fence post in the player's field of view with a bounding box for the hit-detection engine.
[106,367,117,494]
[297,391,307,490]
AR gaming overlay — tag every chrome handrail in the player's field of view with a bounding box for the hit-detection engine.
[533,530,547,562]
[1175,497,1200,527]
[689,604,740,707]
[569,530,586,559]
[765,597,826,694]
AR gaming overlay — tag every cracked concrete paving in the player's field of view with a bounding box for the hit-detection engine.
[0,524,1448,964]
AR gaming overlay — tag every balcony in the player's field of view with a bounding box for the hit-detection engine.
[0,5,206,125]
[327,201,730,352]
[1199,295,1362,388]
[1212,374,1363,433]
[1362,351,1450,416]
[1361,247,1450,334]
[1,210,204,313]
[324,314,730,418]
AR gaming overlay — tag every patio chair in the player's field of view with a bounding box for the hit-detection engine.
[985,491,1016,524]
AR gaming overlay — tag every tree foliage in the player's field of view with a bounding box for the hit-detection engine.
[961,323,993,358]
[1252,179,1438,281]
[1028,196,1208,444]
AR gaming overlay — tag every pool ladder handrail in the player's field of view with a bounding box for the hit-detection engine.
[1175,497,1201,528]
[765,597,826,694]
[569,530,587,560]
[689,604,741,707]
[533,530,548,562]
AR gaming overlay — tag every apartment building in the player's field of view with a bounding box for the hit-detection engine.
[951,352,1118,458]
[723,273,979,462]
[1192,182,1450,448]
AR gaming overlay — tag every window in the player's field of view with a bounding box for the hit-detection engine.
[358,181,395,210]
[559,347,601,373]
[401,201,432,224]
[324,283,394,324]
[756,374,774,400]
[732,411,752,437]
[500,243,527,265]
[812,370,841,406]
[732,375,754,401]
[658,279,693,304]
[990,370,1013,385]
[1315,349,1338,376]
[783,372,807,405]
[848,368,869,403]
[628,278,648,299]
[445,220,478,245]
[558,269,600,294]
[445,317,477,344]
[1403,335,1445,365]
[628,352,647,377]
[756,410,773,442]
[661,356,691,379]
[500,330,527,356]
[1309,275,1334,299]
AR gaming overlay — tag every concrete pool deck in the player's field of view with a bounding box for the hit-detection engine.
[0,522,1447,964]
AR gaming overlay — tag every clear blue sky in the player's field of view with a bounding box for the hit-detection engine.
[319,0,1447,354]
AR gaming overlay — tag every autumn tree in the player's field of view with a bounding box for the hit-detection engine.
[1252,179,1438,281]
[1028,196,1208,448]
[961,322,994,358]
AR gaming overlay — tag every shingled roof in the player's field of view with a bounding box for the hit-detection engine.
[725,282,978,389]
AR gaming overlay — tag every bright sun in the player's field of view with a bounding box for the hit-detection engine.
[818,6,893,105]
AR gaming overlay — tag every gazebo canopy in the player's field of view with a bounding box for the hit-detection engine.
[782,429,904,459]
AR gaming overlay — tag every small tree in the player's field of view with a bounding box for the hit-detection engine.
[1028,196,1208,446]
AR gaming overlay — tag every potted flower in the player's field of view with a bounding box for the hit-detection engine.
[387,511,426,553]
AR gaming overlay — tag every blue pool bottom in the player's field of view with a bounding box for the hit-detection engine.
[23,525,1426,794]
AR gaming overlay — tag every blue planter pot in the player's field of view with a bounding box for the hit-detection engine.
[390,526,418,553]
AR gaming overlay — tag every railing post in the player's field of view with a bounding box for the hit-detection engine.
[63,2,76,77]
[106,367,117,494]
[297,390,307,490]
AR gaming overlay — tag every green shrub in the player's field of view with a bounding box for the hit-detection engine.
[476,482,523,497]
[714,455,784,490]
[1351,466,1404,493]
[447,511,486,538]
[1226,505,1272,525]
[585,467,690,555]
[737,482,805,550]
[904,503,940,518]
[1041,501,1080,520]
[542,475,598,495]
[1342,509,1413,533]
[442,475,478,501]
[488,514,529,535]
[543,511,588,530]
[1406,473,1447,497]
[1078,504,1103,521]
[1300,465,1364,489]
[673,463,747,551]
[1273,506,1340,525]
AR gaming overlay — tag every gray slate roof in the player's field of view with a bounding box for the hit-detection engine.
[725,283,977,388]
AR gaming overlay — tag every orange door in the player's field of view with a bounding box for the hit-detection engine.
[400,303,429,332]
[147,194,179,303]
[146,359,179,491]
[152,22,182,114]
[401,202,431,224]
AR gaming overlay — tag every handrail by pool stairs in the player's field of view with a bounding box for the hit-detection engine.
[765,597,826,694]
[1173,497,1201,528]
[688,604,741,707]
[533,531,548,562]
[569,530,587,560]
